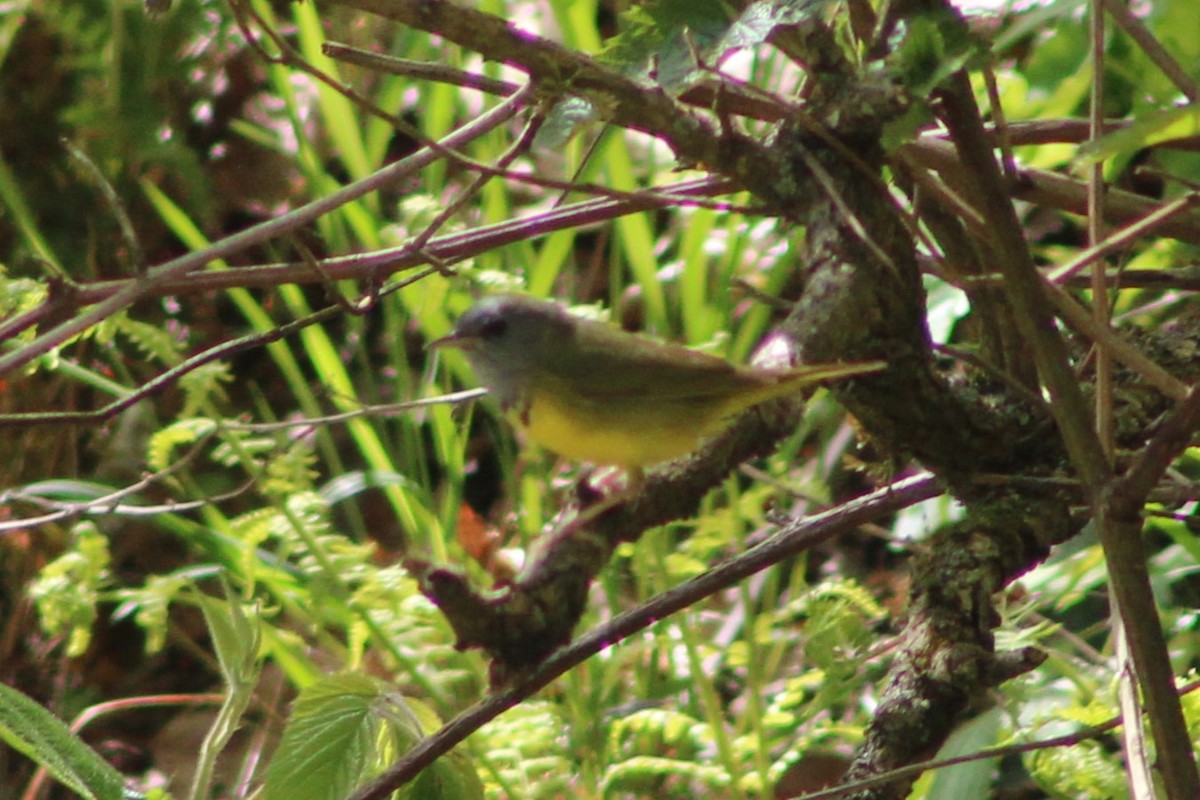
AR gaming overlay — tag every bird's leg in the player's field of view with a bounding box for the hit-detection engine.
[568,465,645,525]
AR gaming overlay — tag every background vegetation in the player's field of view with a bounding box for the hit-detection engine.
[1,0,1199,798]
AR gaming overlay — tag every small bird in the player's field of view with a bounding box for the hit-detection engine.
[431,294,884,481]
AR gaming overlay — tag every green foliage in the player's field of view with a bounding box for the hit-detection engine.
[602,709,725,796]
[192,585,265,800]
[96,316,185,366]
[2,0,1199,797]
[1027,741,1128,800]
[472,701,574,798]
[29,521,111,657]
[0,683,129,800]
[888,11,986,98]
[0,271,47,326]
[601,755,731,797]
[540,0,831,148]
[198,583,263,688]
[795,580,884,679]
[260,439,319,498]
[112,571,195,654]
[263,672,483,800]
[1013,539,1200,798]
[176,362,234,419]
[348,571,478,696]
[882,7,990,148]
[607,707,710,762]
[597,0,732,93]
[1082,106,1200,178]
[146,418,218,472]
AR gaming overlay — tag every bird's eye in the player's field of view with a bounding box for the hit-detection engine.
[479,317,507,340]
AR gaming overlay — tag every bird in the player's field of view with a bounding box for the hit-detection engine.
[430,294,884,483]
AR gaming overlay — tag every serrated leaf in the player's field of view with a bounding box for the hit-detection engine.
[177,361,232,418]
[539,0,817,148]
[0,683,128,800]
[598,0,732,94]
[720,0,826,53]
[116,317,184,365]
[263,673,481,800]
[262,673,409,800]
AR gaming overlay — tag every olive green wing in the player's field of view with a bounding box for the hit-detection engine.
[535,316,756,404]
[535,315,883,406]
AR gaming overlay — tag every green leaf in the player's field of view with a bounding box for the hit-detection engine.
[1027,739,1127,799]
[263,673,412,800]
[29,521,111,657]
[145,417,218,473]
[115,317,185,366]
[0,272,48,323]
[537,0,825,148]
[177,361,233,418]
[263,672,481,800]
[532,97,598,150]
[889,12,987,97]
[1080,106,1200,164]
[190,582,264,800]
[405,747,485,800]
[196,583,263,687]
[597,0,731,94]
[719,0,826,53]
[111,572,193,654]
[922,708,1002,800]
[0,683,128,800]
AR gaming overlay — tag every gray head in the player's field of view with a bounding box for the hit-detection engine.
[430,294,574,407]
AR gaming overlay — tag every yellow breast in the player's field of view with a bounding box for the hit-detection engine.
[515,388,727,470]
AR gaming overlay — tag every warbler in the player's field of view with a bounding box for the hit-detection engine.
[431,294,883,480]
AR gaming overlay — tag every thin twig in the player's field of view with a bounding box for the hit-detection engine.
[796,679,1200,800]
[223,389,487,433]
[348,474,941,800]
[1047,193,1200,283]
[1086,8,1147,796]
[409,108,543,253]
[902,137,1200,247]
[0,434,250,532]
[937,71,1110,490]
[0,270,438,426]
[1087,0,1114,461]
[0,90,528,378]
[1042,281,1189,401]
[62,139,146,274]
[323,42,520,96]
[1102,0,1198,102]
[936,65,1200,799]
[0,176,741,341]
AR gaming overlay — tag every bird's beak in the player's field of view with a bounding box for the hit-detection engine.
[428,330,475,351]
